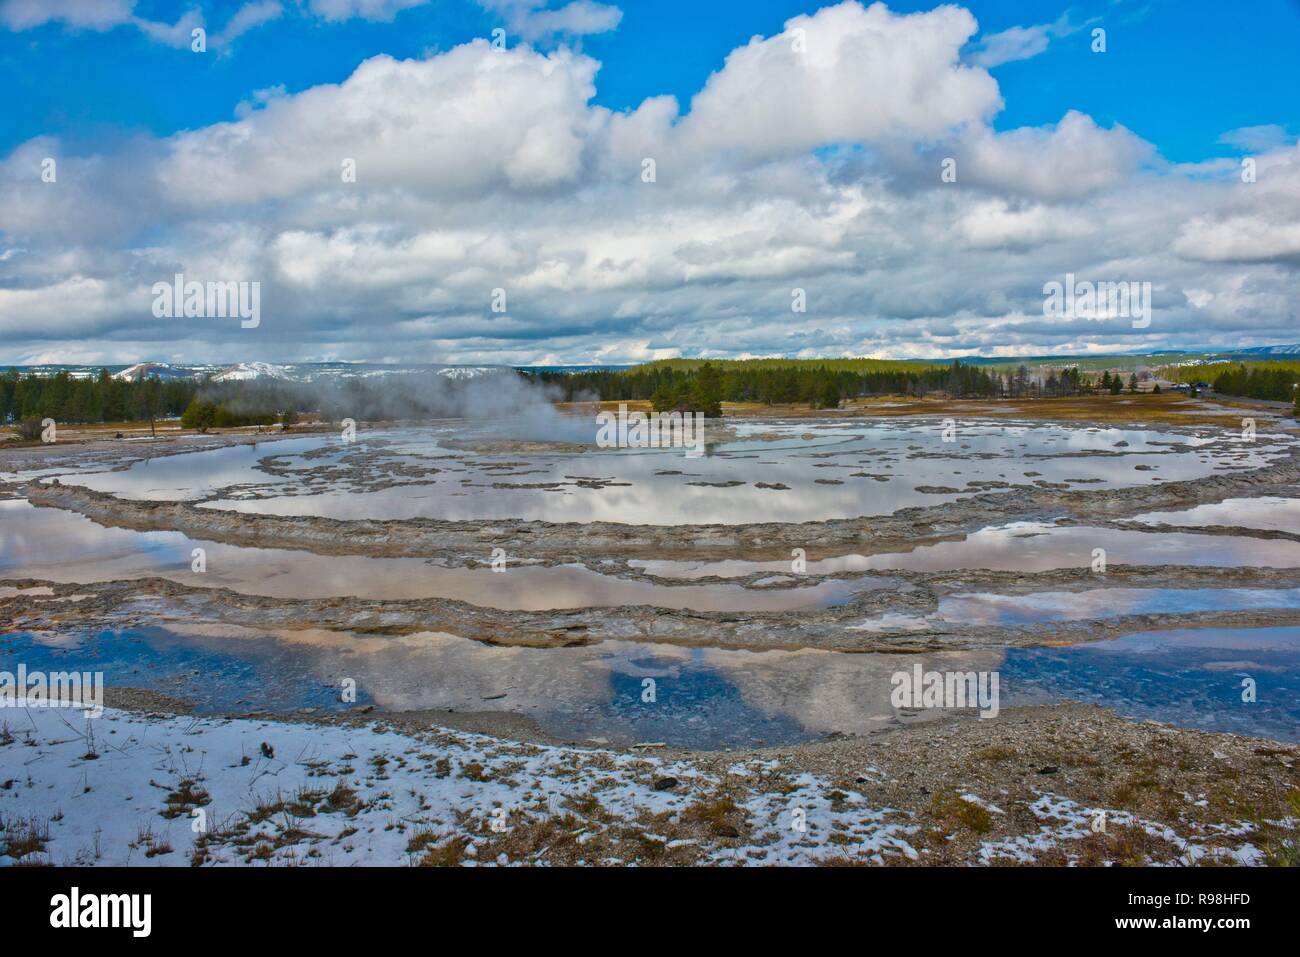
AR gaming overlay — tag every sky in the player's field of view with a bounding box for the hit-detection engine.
[0,0,1298,366]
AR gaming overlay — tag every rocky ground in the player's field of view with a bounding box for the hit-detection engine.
[1,699,1295,866]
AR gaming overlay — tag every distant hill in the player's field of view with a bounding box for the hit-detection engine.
[111,362,197,382]
[7,362,510,381]
[6,347,1299,380]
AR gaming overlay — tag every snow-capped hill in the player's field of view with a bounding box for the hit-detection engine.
[210,361,295,382]
[112,362,196,382]
[437,366,501,380]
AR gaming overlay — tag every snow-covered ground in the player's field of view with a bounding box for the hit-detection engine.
[0,708,1281,867]
[0,707,898,866]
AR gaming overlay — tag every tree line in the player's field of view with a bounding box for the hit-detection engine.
[0,369,197,426]
[1211,364,1300,405]
[521,360,1114,409]
[524,359,1007,407]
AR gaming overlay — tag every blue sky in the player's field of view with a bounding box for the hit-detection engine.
[4,0,1297,162]
[1,0,1298,365]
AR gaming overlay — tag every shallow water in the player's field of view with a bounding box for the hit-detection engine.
[43,420,1291,525]
[1131,497,1300,533]
[22,435,329,501]
[0,500,871,612]
[852,587,1300,631]
[5,417,1298,747]
[633,520,1300,578]
[1001,626,1300,742]
[4,623,1295,747]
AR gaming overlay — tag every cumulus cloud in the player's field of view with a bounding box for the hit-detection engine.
[954,110,1154,201]
[1174,216,1300,265]
[1,0,1298,365]
[677,2,1001,161]
[157,43,602,205]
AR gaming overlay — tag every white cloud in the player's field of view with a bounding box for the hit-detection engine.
[1217,124,1292,153]
[966,12,1086,69]
[0,0,283,50]
[305,0,428,22]
[131,9,205,48]
[212,1,283,47]
[157,43,602,205]
[0,0,135,30]
[954,198,1097,249]
[482,0,622,40]
[1174,216,1300,264]
[958,110,1153,200]
[2,1,1299,365]
[967,23,1051,68]
[677,2,1001,161]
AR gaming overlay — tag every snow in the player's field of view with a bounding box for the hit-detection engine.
[976,793,1281,866]
[0,707,909,867]
[210,362,294,383]
[3,709,1283,867]
[111,363,194,382]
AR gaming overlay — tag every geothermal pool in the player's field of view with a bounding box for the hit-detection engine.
[29,418,1294,525]
[3,624,1296,748]
[3,415,1298,749]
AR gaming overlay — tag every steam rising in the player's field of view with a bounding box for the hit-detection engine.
[198,369,598,443]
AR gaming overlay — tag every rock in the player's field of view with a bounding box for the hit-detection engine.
[1037,765,1059,775]
[652,777,679,791]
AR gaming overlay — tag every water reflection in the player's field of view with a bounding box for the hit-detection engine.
[852,587,1300,631]
[0,500,870,611]
[1131,497,1300,534]
[4,623,1294,747]
[46,420,1291,525]
[1002,626,1300,742]
[634,521,1300,577]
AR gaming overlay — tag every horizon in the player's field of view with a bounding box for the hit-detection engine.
[4,341,1300,374]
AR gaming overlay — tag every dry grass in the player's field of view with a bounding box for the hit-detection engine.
[562,392,1249,427]
[160,778,211,820]
[928,791,993,834]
